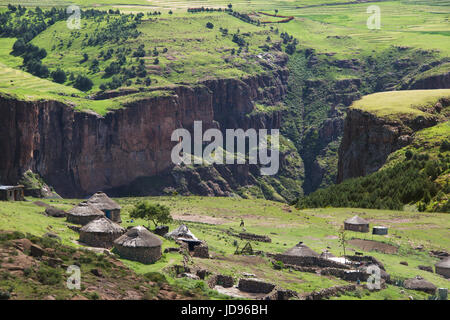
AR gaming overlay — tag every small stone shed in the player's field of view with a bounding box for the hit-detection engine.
[87,192,122,223]
[344,215,370,233]
[166,224,202,251]
[435,257,450,278]
[79,217,125,248]
[67,202,105,225]
[0,185,25,201]
[114,226,163,264]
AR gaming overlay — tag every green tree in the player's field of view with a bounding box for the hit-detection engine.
[129,201,172,228]
[338,227,348,263]
[51,68,66,84]
[74,75,93,91]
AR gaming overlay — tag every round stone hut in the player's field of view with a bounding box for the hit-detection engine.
[79,217,125,248]
[435,257,450,278]
[114,226,163,264]
[67,202,105,225]
[344,215,370,233]
[87,192,122,223]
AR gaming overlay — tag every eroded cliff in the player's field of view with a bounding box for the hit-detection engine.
[0,69,293,198]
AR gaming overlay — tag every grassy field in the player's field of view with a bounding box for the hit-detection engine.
[0,1,448,114]
[350,89,450,119]
[0,196,448,299]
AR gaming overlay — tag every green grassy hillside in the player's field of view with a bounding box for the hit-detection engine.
[0,196,449,299]
[351,89,450,119]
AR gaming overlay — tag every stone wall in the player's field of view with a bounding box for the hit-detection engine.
[208,274,235,288]
[271,254,350,269]
[114,245,161,264]
[238,232,272,243]
[79,231,123,248]
[238,278,275,294]
[304,285,356,300]
[193,244,209,258]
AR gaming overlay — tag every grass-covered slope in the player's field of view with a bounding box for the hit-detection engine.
[350,89,450,120]
[1,196,449,299]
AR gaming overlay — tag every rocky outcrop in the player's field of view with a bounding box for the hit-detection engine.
[0,70,288,198]
[337,98,449,183]
[409,72,450,90]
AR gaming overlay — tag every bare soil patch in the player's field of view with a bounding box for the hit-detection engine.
[348,239,398,254]
[172,213,226,225]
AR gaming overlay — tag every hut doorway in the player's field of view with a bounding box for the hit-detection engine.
[105,210,111,219]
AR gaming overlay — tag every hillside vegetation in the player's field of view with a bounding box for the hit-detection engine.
[297,121,450,212]
[1,196,449,299]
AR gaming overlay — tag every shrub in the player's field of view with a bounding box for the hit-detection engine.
[206,22,214,29]
[51,69,66,84]
[74,75,93,91]
[36,264,62,285]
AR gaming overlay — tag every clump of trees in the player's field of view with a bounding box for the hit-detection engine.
[74,75,93,91]
[51,68,66,84]
[296,154,450,212]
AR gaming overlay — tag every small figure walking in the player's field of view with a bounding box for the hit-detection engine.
[240,219,245,228]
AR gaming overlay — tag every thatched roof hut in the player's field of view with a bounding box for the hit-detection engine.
[114,226,162,264]
[67,202,104,225]
[166,224,201,250]
[283,242,319,258]
[166,224,198,241]
[87,192,121,223]
[79,217,125,248]
[435,257,450,278]
[344,215,370,232]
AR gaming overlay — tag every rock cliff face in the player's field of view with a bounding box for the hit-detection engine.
[0,69,288,198]
[409,72,450,90]
[337,98,449,183]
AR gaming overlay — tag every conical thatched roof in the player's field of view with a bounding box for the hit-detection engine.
[283,242,319,257]
[114,226,162,248]
[87,192,121,211]
[68,202,104,217]
[166,224,198,241]
[80,217,125,234]
[345,215,369,225]
[435,257,450,268]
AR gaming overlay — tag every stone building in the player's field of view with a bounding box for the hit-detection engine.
[0,185,24,201]
[113,226,162,264]
[435,257,450,278]
[66,202,105,225]
[79,217,125,248]
[87,192,122,223]
[344,215,370,233]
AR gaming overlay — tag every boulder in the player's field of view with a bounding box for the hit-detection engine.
[44,207,66,218]
[30,244,44,257]
[418,265,433,273]
[404,276,437,294]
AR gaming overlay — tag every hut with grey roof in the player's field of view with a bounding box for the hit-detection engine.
[0,185,24,201]
[79,217,125,248]
[67,202,104,225]
[435,257,450,279]
[114,226,163,264]
[344,215,370,233]
[87,192,122,223]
